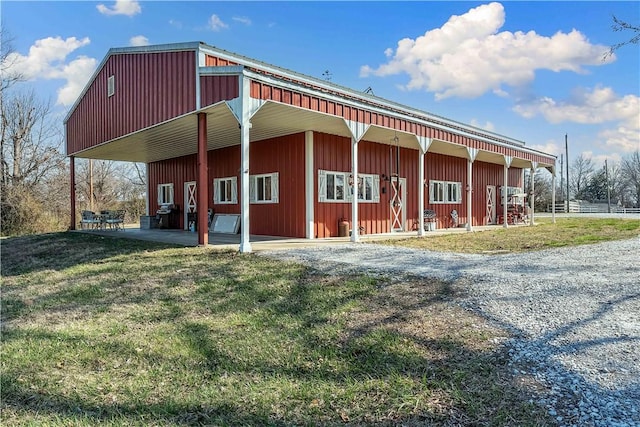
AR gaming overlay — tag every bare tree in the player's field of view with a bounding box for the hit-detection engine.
[605,15,640,60]
[1,90,63,187]
[570,155,595,200]
[1,28,24,91]
[621,151,640,207]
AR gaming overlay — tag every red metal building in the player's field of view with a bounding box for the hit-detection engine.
[65,42,557,252]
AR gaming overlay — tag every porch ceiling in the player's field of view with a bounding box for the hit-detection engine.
[71,100,548,169]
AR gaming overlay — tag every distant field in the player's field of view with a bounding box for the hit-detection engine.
[381,217,640,253]
[1,232,553,426]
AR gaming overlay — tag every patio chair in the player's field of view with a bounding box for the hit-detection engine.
[105,210,126,231]
[80,210,101,230]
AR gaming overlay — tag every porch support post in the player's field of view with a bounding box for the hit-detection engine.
[503,156,512,228]
[239,74,252,253]
[418,148,425,236]
[70,156,76,230]
[351,136,359,242]
[305,130,314,239]
[145,163,150,215]
[466,148,478,232]
[551,166,556,224]
[416,136,431,237]
[197,112,209,246]
[530,162,537,226]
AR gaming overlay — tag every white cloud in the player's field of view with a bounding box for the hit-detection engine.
[169,19,183,29]
[233,16,252,26]
[129,35,149,46]
[360,2,613,100]
[208,14,228,31]
[2,36,97,106]
[513,86,639,126]
[598,124,640,153]
[514,86,640,154]
[529,141,563,157]
[582,150,622,166]
[469,119,495,132]
[97,0,141,17]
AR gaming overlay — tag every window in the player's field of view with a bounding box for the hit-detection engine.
[157,183,174,205]
[249,172,278,203]
[429,180,462,204]
[319,170,347,202]
[107,75,115,97]
[213,177,237,204]
[357,174,380,202]
[318,170,379,203]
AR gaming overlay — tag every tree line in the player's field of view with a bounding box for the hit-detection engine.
[1,31,145,236]
[526,152,640,212]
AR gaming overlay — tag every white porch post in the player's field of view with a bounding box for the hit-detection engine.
[418,148,425,236]
[551,166,556,224]
[351,137,359,242]
[466,148,478,232]
[530,162,537,226]
[239,73,252,253]
[305,130,314,239]
[416,136,431,237]
[503,156,512,228]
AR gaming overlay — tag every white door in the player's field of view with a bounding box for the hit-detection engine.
[390,177,407,232]
[184,181,197,230]
[486,185,496,225]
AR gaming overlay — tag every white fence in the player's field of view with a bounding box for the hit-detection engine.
[546,202,640,214]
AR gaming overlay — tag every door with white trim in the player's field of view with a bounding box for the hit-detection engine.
[184,181,197,230]
[486,185,496,225]
[390,177,407,232]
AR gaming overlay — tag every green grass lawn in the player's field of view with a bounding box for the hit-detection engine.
[1,232,553,426]
[383,217,640,253]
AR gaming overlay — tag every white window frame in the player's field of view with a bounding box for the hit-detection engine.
[157,183,174,205]
[318,170,348,203]
[213,176,238,204]
[356,173,380,203]
[249,172,279,204]
[107,75,115,97]
[318,170,379,203]
[429,180,462,204]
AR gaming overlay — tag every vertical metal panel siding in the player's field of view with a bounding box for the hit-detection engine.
[249,133,306,238]
[312,133,420,238]
[205,55,238,67]
[208,146,241,216]
[66,51,196,155]
[472,161,503,226]
[200,76,239,107]
[253,77,554,166]
[424,153,468,229]
[148,154,198,229]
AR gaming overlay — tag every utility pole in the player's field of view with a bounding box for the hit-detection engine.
[559,154,564,204]
[565,134,570,213]
[605,159,611,213]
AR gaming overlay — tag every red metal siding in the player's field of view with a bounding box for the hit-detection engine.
[313,133,420,238]
[148,154,198,230]
[200,75,239,107]
[424,153,468,229]
[208,146,241,215]
[205,55,238,67]
[250,80,555,166]
[249,134,306,238]
[67,50,196,155]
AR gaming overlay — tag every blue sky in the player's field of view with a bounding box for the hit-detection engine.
[3,1,639,168]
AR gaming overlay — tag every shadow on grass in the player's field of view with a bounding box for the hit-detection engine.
[2,233,552,426]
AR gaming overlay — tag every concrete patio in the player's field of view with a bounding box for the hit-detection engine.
[76,223,498,251]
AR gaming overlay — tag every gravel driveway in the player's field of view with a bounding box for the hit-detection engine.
[260,237,640,427]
